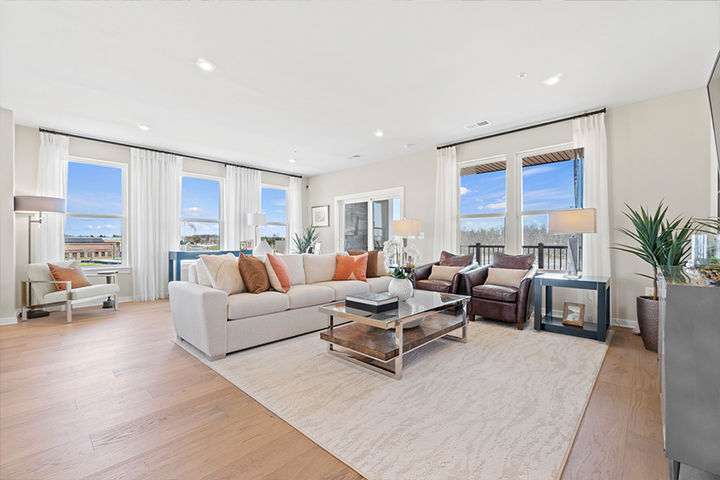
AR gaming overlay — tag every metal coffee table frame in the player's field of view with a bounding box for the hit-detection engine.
[319,293,469,380]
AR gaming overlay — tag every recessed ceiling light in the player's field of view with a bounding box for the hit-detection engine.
[543,73,563,86]
[518,72,528,79]
[465,121,490,129]
[348,154,362,159]
[374,129,384,138]
[195,57,216,72]
[136,123,150,131]
[404,143,414,149]
[288,158,296,163]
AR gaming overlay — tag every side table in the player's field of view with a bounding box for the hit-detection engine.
[87,271,119,309]
[533,273,611,341]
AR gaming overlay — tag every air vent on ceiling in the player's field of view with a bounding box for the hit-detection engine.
[465,121,490,129]
[348,154,362,159]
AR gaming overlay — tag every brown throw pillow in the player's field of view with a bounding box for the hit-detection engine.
[237,253,270,294]
[439,251,473,267]
[492,253,534,270]
[48,262,91,291]
[348,250,379,277]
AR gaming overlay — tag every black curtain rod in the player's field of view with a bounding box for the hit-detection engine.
[437,108,607,150]
[38,127,303,178]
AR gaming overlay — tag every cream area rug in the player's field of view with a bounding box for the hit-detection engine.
[179,320,609,480]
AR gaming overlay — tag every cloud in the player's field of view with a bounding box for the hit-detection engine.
[522,165,556,177]
[486,202,506,210]
[460,187,470,196]
[183,207,203,217]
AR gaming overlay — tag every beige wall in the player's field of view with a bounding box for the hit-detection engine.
[0,108,16,323]
[305,87,716,326]
[11,126,293,312]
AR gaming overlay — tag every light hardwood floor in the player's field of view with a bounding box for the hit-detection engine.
[0,301,668,480]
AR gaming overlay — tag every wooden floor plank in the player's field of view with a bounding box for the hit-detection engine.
[0,301,668,480]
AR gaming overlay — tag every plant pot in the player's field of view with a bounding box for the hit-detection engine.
[388,278,413,302]
[636,296,659,352]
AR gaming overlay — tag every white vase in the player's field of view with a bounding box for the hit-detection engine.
[388,278,413,301]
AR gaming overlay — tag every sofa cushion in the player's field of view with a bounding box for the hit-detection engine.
[416,279,452,293]
[303,253,337,284]
[366,276,392,293]
[227,291,290,320]
[439,251,474,267]
[333,253,368,281]
[43,283,120,303]
[237,253,271,294]
[486,267,527,288]
[472,284,518,302]
[286,284,335,309]
[282,254,306,285]
[492,252,534,270]
[48,262,91,291]
[315,280,370,301]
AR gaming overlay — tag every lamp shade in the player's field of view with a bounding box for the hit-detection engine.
[392,219,421,237]
[547,208,597,234]
[14,195,66,214]
[247,212,267,226]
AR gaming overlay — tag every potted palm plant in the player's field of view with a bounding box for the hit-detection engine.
[292,227,319,254]
[613,202,694,352]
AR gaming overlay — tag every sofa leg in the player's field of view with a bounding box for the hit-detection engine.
[517,320,524,330]
[209,353,226,361]
[66,301,73,323]
[114,295,119,311]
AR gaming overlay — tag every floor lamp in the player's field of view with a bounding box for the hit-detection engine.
[548,208,597,279]
[14,195,67,318]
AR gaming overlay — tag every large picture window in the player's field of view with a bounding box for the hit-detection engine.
[458,156,507,265]
[181,175,221,250]
[65,159,125,266]
[261,186,288,253]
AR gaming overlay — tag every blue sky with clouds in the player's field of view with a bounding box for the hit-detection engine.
[261,187,287,238]
[65,162,122,236]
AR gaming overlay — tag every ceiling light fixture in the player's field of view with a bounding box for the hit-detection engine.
[465,121,490,129]
[136,123,150,131]
[404,143,414,149]
[195,57,216,72]
[374,129,384,138]
[518,72,528,79]
[288,158,296,163]
[348,154,362,159]
[543,73,563,86]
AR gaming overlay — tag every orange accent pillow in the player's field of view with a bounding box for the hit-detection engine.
[333,253,368,282]
[48,263,91,291]
[348,250,379,277]
[237,253,270,294]
[266,254,292,293]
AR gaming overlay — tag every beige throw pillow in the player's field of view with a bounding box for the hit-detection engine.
[302,253,337,284]
[377,251,388,276]
[428,265,463,282]
[485,267,527,288]
[199,254,246,294]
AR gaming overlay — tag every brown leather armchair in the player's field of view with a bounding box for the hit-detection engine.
[413,251,478,294]
[461,253,537,330]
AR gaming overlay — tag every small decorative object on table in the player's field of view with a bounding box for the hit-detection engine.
[346,292,398,313]
[690,222,720,285]
[387,266,414,302]
[561,302,585,327]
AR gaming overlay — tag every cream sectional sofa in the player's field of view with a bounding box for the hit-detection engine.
[169,253,392,360]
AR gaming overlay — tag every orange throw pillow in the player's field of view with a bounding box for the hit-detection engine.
[266,254,292,293]
[48,263,91,291]
[333,253,368,281]
[237,253,271,294]
[348,250,379,277]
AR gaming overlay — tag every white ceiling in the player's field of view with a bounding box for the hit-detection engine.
[1,2,718,177]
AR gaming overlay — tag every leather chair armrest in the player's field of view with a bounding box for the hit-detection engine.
[412,262,435,287]
[459,265,490,296]
[516,266,538,323]
[451,263,480,294]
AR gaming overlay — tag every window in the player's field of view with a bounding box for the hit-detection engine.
[181,176,221,250]
[335,188,402,252]
[521,148,583,270]
[261,186,288,253]
[458,156,507,265]
[65,159,125,266]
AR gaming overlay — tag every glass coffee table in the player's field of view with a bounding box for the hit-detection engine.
[319,290,470,380]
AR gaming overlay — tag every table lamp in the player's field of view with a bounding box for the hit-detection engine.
[548,208,596,279]
[392,219,421,266]
[14,195,67,318]
[247,212,273,258]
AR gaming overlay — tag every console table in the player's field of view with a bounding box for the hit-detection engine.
[168,250,252,282]
[533,273,610,342]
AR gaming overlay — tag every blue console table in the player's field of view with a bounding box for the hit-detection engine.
[168,250,252,282]
[533,273,611,342]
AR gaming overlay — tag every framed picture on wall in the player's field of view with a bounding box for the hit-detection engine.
[312,205,330,227]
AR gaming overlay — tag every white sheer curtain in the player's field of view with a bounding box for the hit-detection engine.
[574,113,611,279]
[287,176,303,253]
[433,146,458,258]
[34,132,69,263]
[223,165,261,250]
[129,149,183,301]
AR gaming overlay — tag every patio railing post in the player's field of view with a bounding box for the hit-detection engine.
[475,242,481,264]
[538,242,545,269]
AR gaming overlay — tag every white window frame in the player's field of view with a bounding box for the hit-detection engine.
[261,184,289,254]
[65,156,128,271]
[457,154,508,254]
[180,172,224,250]
[333,187,404,253]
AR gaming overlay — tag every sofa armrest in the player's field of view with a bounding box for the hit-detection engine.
[459,265,490,296]
[169,281,228,360]
[412,262,435,287]
[516,266,538,323]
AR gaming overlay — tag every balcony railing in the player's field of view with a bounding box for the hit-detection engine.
[462,242,569,271]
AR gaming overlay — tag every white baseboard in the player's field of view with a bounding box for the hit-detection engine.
[0,315,18,326]
[611,317,638,330]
